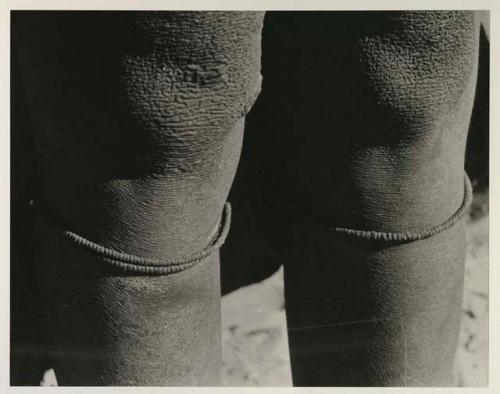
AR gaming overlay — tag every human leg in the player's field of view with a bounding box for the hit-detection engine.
[259,11,479,386]
[12,11,264,385]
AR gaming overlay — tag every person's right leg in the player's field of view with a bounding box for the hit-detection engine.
[12,11,264,385]
[258,11,479,386]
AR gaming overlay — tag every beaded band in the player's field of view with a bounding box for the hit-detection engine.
[289,172,473,242]
[62,203,232,275]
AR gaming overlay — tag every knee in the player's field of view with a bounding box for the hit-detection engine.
[261,11,479,231]
[115,12,264,176]
[14,11,264,183]
[13,11,264,258]
[357,11,479,140]
[342,12,479,229]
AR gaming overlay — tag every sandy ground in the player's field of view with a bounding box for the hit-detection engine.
[455,209,489,386]
[40,192,489,387]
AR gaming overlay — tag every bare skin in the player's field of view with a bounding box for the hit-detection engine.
[11,10,480,386]
[12,11,264,385]
[256,11,479,386]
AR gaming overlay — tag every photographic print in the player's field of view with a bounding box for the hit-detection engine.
[9,6,490,387]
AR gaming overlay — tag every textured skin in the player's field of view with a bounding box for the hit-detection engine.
[252,11,480,386]
[11,10,480,386]
[12,11,264,385]
[260,11,479,231]
[13,11,263,260]
[36,214,223,385]
[285,218,466,386]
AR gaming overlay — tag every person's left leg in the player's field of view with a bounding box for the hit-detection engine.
[258,11,480,386]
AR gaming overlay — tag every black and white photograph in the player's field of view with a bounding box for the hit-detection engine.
[7,2,492,388]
